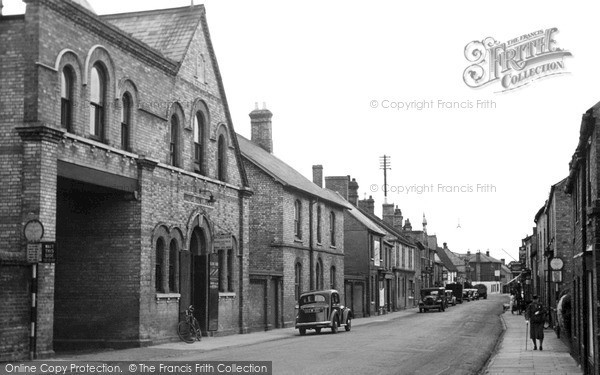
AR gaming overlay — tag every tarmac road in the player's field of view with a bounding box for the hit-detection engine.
[176,295,505,375]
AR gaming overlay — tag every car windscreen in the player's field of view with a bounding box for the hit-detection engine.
[299,294,326,305]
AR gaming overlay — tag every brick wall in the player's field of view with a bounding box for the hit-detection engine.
[1,1,251,359]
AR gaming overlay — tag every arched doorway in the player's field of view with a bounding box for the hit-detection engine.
[187,227,208,332]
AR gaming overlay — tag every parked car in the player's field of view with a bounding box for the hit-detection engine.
[474,284,488,299]
[445,290,456,306]
[295,290,352,335]
[446,283,464,304]
[419,287,446,312]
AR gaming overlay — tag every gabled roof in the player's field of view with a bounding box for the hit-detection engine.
[346,207,387,236]
[435,247,458,272]
[474,251,502,264]
[357,207,417,247]
[237,134,351,209]
[102,5,204,62]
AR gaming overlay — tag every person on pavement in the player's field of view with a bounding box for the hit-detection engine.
[525,295,545,350]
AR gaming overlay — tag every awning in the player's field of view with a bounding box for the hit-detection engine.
[507,273,522,284]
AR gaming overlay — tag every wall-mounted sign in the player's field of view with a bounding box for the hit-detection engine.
[208,253,219,331]
[213,233,232,251]
[42,242,56,263]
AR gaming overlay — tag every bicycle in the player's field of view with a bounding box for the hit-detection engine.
[178,305,202,343]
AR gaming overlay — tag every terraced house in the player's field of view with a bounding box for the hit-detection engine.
[0,0,252,360]
[237,110,350,331]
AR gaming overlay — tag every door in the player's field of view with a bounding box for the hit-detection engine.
[192,254,208,331]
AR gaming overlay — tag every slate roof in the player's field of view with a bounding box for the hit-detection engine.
[357,207,417,247]
[346,207,387,236]
[237,135,352,209]
[101,5,204,62]
[435,247,459,272]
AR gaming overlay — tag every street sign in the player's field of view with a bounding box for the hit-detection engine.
[27,243,42,263]
[552,270,562,283]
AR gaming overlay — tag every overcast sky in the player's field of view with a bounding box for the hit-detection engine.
[6,0,600,263]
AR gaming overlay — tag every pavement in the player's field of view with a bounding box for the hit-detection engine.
[483,308,582,374]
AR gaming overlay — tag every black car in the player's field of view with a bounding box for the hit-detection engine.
[295,290,352,335]
[419,287,447,312]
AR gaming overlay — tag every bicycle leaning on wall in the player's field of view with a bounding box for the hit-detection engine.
[178,305,202,343]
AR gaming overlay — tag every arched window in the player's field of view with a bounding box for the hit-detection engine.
[61,67,73,131]
[330,266,336,289]
[155,238,166,292]
[316,258,323,290]
[295,263,302,301]
[169,239,178,293]
[316,205,322,243]
[121,93,131,151]
[217,134,227,181]
[193,112,205,174]
[170,115,179,167]
[330,211,336,246]
[89,64,105,139]
[294,200,302,239]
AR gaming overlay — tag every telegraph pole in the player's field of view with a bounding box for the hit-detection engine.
[379,155,391,203]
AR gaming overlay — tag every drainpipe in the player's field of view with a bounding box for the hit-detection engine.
[309,199,314,290]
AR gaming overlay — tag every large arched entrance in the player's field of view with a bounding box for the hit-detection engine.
[181,215,216,333]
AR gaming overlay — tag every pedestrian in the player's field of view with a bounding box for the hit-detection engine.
[525,295,545,350]
[510,293,515,315]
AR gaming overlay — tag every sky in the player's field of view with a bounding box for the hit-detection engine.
[5,0,600,263]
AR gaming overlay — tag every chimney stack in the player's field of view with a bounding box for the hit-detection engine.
[403,218,412,231]
[325,176,349,200]
[392,207,403,232]
[312,165,323,187]
[486,250,490,257]
[443,242,448,249]
[249,105,273,153]
[501,258,505,265]
[358,195,375,215]
[382,203,394,225]
[348,178,359,206]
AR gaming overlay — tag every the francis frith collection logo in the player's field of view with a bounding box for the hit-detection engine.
[463,28,572,92]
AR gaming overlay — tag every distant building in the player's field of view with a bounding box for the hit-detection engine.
[436,243,459,285]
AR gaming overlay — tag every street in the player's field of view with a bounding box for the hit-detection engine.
[174,295,505,375]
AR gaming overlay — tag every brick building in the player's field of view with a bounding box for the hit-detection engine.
[566,104,600,374]
[236,110,349,331]
[534,178,573,315]
[0,1,253,360]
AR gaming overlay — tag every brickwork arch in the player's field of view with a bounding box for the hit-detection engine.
[186,213,214,254]
[56,49,83,134]
[118,78,139,152]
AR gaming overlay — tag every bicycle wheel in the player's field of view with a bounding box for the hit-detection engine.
[191,318,202,341]
[178,321,195,343]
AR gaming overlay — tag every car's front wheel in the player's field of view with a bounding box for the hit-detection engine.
[299,328,306,336]
[315,328,321,334]
[331,318,339,334]
[345,317,351,332]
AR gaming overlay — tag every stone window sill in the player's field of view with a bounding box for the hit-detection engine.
[156,293,180,302]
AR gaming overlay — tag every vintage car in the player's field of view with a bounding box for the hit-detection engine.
[419,287,446,312]
[445,290,456,306]
[295,290,352,335]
